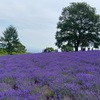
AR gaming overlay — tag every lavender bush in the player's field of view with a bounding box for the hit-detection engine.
[0,51,100,100]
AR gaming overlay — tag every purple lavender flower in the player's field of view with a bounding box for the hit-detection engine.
[0,51,100,99]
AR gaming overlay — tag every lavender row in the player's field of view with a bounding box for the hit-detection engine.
[0,51,100,100]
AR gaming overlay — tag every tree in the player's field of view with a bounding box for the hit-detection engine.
[61,43,73,52]
[55,2,100,51]
[43,47,54,52]
[0,25,26,54]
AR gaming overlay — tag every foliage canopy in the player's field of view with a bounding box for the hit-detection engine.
[0,25,26,54]
[43,47,54,52]
[55,2,100,51]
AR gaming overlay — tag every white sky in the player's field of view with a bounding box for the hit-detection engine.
[0,0,100,52]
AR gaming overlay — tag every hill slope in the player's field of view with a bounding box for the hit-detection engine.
[0,51,100,100]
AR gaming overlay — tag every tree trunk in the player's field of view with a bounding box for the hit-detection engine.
[75,46,78,51]
[74,41,79,51]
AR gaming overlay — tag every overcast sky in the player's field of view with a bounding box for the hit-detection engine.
[0,0,100,53]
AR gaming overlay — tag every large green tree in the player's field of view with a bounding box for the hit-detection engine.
[0,25,26,54]
[55,2,100,51]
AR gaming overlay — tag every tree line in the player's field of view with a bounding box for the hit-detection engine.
[1,2,100,54]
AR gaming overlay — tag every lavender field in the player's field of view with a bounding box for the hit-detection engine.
[0,51,100,100]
